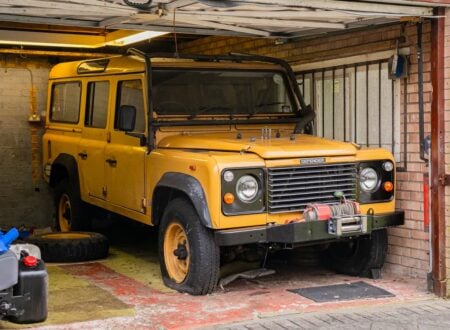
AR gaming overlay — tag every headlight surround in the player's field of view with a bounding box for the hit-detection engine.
[359,167,379,192]
[358,160,395,204]
[236,175,259,203]
[221,168,265,215]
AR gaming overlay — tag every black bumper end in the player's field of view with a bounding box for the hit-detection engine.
[215,210,405,246]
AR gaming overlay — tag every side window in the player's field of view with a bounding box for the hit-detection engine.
[116,79,145,133]
[50,82,81,123]
[85,81,109,128]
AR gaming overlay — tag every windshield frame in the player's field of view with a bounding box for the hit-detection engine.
[129,50,309,149]
[151,67,297,118]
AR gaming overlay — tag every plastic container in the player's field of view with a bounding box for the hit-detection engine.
[0,250,18,291]
[8,258,48,324]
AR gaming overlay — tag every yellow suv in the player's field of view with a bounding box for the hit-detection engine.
[43,50,404,295]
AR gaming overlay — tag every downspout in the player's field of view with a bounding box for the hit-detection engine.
[430,7,447,297]
[417,22,426,161]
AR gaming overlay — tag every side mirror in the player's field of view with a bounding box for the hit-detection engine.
[118,105,136,132]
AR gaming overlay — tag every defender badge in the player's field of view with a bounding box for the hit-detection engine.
[300,157,326,165]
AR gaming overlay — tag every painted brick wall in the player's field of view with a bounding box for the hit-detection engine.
[180,22,432,279]
[0,56,53,230]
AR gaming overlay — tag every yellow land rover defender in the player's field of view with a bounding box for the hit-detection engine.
[43,50,404,295]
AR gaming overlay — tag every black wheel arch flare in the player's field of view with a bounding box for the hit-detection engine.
[50,153,80,189]
[153,172,213,228]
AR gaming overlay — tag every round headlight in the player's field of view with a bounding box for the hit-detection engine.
[360,167,379,192]
[382,161,394,172]
[236,175,259,202]
[223,170,234,182]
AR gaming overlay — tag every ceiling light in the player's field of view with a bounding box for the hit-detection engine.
[105,31,168,46]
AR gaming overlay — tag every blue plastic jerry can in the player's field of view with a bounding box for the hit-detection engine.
[0,228,19,254]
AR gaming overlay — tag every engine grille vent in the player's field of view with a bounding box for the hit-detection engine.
[267,163,357,213]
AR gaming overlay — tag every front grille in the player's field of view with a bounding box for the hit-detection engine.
[267,163,357,213]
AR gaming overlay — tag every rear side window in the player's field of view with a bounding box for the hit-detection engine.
[85,81,109,128]
[50,82,81,123]
[116,79,145,133]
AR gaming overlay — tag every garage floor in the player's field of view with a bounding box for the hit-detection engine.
[1,223,433,330]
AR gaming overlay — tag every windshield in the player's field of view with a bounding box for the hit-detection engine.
[152,69,295,116]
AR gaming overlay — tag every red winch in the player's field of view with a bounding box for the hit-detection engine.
[303,201,360,222]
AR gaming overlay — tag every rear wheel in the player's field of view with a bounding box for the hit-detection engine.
[323,229,388,278]
[54,178,91,231]
[158,198,220,295]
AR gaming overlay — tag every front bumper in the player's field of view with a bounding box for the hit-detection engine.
[215,210,404,246]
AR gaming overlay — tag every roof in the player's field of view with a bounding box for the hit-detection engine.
[0,0,445,49]
[48,53,283,79]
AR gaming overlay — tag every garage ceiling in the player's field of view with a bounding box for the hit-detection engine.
[0,0,442,49]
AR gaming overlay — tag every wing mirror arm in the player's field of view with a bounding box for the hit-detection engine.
[118,105,147,146]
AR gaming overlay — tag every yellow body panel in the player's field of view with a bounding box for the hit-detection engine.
[43,54,399,232]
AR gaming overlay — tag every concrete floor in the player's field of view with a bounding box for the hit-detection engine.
[1,223,434,330]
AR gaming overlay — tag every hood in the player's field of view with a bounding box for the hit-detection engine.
[158,132,358,159]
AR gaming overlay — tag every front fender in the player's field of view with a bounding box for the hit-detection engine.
[154,172,212,228]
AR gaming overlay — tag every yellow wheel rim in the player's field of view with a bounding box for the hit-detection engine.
[43,233,89,240]
[58,193,72,232]
[164,222,190,283]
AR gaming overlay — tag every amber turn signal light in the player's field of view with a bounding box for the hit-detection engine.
[383,181,394,192]
[223,193,235,204]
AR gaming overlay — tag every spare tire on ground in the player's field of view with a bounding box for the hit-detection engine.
[26,232,109,263]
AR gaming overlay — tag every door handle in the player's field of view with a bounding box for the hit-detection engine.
[78,152,88,160]
[105,158,117,166]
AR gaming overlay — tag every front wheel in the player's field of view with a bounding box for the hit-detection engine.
[323,229,388,278]
[158,198,220,295]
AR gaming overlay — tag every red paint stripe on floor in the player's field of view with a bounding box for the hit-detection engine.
[61,263,430,329]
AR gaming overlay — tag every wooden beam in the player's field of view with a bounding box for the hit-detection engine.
[0,7,130,17]
[114,22,253,37]
[0,29,105,47]
[0,0,136,15]
[0,48,116,58]
[175,9,359,20]
[164,0,197,11]
[158,16,271,36]
[238,0,433,16]
[173,13,346,29]
[99,16,132,28]
[0,14,99,27]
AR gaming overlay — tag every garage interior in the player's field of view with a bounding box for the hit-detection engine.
[1,0,450,328]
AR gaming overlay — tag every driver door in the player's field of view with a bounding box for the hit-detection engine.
[104,76,147,213]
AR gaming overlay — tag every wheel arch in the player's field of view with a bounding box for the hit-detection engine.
[49,153,80,189]
[152,173,213,228]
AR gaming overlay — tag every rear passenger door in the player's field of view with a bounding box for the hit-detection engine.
[104,77,146,213]
[78,80,110,200]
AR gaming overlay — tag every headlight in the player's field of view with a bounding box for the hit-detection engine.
[236,175,259,202]
[360,167,379,192]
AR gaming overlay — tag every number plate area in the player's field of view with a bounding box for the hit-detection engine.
[328,215,368,236]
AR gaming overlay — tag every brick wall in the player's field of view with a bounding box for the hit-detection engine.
[0,56,53,230]
[181,22,433,279]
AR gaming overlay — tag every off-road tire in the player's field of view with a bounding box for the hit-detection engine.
[26,232,109,263]
[158,198,220,295]
[323,229,388,278]
[54,178,91,231]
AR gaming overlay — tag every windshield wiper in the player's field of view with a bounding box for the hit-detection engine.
[248,102,289,116]
[188,106,233,120]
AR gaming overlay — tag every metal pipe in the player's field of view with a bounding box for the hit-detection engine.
[430,8,446,297]
[417,21,426,161]
[0,48,115,58]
